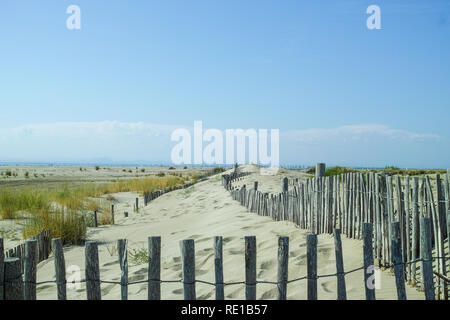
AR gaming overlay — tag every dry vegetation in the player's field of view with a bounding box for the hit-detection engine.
[0,175,188,244]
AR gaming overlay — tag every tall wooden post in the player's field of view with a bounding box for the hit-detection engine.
[277,236,289,300]
[214,236,224,300]
[52,238,67,300]
[24,240,37,300]
[282,177,288,193]
[307,234,317,300]
[148,236,161,300]
[334,229,347,300]
[315,163,326,178]
[118,239,128,300]
[0,238,4,300]
[85,241,101,300]
[245,236,257,300]
[180,239,196,300]
[420,217,435,300]
[4,258,23,300]
[363,223,376,300]
[391,222,407,300]
[110,205,115,225]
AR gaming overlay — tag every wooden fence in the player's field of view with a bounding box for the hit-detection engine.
[0,167,446,300]
[0,220,437,300]
[222,167,450,299]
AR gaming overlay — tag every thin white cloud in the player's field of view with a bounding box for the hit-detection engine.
[0,121,181,162]
[284,124,440,144]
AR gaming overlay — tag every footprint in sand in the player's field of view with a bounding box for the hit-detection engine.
[172,288,183,295]
[223,236,236,243]
[226,288,242,299]
[317,247,331,259]
[320,281,333,293]
[101,282,119,296]
[261,288,277,300]
[260,260,275,270]
[38,284,54,291]
[197,254,214,269]
[101,260,118,268]
[196,247,214,256]
[198,291,214,300]
[292,253,307,266]
[289,249,303,258]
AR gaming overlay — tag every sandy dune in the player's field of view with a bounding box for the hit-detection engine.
[34,166,425,300]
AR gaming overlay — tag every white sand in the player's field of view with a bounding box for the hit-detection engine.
[32,165,424,300]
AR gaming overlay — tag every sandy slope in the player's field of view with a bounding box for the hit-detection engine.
[34,166,425,300]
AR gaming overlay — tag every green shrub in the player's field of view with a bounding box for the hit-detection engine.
[325,166,357,176]
[211,167,226,174]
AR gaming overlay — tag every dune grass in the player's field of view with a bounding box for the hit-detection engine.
[0,175,187,244]
[0,188,50,219]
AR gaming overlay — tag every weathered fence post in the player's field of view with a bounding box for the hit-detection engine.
[110,204,115,225]
[214,236,224,300]
[4,258,23,300]
[333,229,347,300]
[307,234,317,300]
[245,236,257,300]
[118,239,128,300]
[411,177,419,287]
[148,236,161,300]
[435,174,448,300]
[0,238,4,300]
[180,239,196,300]
[391,222,407,300]
[420,217,435,300]
[425,175,444,299]
[24,240,37,300]
[282,177,288,193]
[277,236,289,300]
[315,163,326,178]
[363,223,376,300]
[85,241,101,300]
[93,211,98,227]
[52,238,66,300]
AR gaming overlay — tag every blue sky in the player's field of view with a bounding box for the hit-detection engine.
[0,1,449,167]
